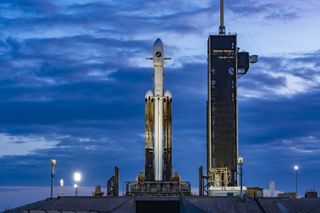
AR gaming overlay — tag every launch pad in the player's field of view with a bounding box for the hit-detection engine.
[7,196,320,213]
[125,181,191,196]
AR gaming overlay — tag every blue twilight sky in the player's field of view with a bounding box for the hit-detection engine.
[1,0,320,209]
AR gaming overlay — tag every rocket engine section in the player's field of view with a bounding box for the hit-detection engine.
[144,39,172,181]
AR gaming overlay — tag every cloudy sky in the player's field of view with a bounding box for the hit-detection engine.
[1,0,320,209]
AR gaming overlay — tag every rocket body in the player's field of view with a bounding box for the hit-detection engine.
[153,39,164,181]
[145,38,172,181]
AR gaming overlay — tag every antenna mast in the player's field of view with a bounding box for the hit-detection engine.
[219,0,225,35]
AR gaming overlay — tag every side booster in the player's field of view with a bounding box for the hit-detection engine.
[145,38,172,181]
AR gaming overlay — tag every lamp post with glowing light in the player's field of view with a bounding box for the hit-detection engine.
[59,179,64,196]
[50,159,56,198]
[238,157,244,198]
[74,184,78,196]
[294,165,299,198]
[73,172,81,196]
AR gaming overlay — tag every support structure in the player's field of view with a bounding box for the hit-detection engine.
[199,166,204,196]
[203,0,258,193]
[207,32,239,188]
[107,167,119,196]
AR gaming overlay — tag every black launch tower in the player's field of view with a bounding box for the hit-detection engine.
[205,0,258,190]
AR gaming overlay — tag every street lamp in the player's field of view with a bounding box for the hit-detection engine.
[50,159,56,198]
[74,184,78,196]
[294,165,299,198]
[59,179,64,196]
[238,157,244,198]
[73,172,82,196]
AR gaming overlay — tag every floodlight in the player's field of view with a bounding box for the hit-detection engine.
[73,172,82,182]
[238,157,244,165]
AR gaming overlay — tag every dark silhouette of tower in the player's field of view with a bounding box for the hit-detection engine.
[206,0,258,188]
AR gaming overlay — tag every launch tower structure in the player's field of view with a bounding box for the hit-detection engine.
[201,0,258,194]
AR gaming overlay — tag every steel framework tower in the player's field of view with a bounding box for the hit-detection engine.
[206,0,258,189]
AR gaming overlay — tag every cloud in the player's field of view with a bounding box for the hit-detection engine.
[0,0,58,17]
[226,0,300,22]
[0,1,314,100]
[244,134,320,158]
[0,133,59,157]
[0,35,153,95]
[239,51,320,99]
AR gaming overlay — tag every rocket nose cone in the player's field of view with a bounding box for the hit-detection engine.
[154,38,163,47]
[153,38,164,60]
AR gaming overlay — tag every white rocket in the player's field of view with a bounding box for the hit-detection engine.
[145,38,172,181]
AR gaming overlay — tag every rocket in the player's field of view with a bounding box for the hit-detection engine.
[145,38,172,181]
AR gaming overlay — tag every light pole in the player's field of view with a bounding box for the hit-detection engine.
[73,172,81,196]
[59,179,64,196]
[50,159,56,198]
[74,184,78,196]
[238,157,244,198]
[294,165,299,198]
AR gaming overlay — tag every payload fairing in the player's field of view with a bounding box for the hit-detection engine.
[145,39,172,181]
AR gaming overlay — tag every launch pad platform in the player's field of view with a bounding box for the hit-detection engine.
[6,196,320,213]
[125,181,191,196]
